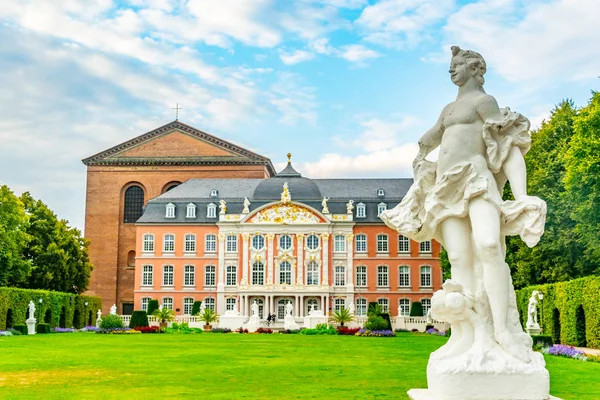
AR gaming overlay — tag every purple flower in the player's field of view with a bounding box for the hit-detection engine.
[543,344,586,360]
[53,327,76,333]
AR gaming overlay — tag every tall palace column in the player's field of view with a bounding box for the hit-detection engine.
[296,233,304,285]
[346,233,354,287]
[321,233,329,285]
[241,233,250,285]
[266,233,274,285]
[217,233,226,313]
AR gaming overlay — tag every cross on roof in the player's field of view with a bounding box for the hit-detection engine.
[172,103,182,120]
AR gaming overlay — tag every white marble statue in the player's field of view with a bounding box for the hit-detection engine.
[284,302,300,330]
[285,302,293,317]
[219,199,227,214]
[199,301,206,315]
[321,197,330,213]
[109,304,117,315]
[96,309,102,328]
[346,200,354,214]
[26,301,37,334]
[251,300,259,317]
[347,301,355,316]
[28,300,36,320]
[281,182,291,204]
[526,290,541,330]
[242,197,251,214]
[381,46,549,400]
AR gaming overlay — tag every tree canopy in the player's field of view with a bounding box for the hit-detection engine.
[0,185,31,286]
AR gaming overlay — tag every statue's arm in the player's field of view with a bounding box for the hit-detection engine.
[414,108,445,165]
[477,95,528,199]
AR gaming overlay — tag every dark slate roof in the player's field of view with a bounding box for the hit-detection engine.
[253,177,322,200]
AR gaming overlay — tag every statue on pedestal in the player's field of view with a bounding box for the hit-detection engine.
[526,290,542,331]
[219,199,227,214]
[321,197,330,214]
[28,301,36,320]
[242,197,251,214]
[109,304,117,315]
[381,46,549,400]
[346,200,354,214]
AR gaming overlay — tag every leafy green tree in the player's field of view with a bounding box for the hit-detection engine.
[20,192,93,293]
[0,185,31,286]
[331,307,354,327]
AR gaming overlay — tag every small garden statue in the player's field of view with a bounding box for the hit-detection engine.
[28,300,36,320]
[242,197,251,213]
[526,290,543,334]
[219,199,227,214]
[321,197,330,213]
[96,309,102,328]
[109,304,117,315]
[346,199,354,214]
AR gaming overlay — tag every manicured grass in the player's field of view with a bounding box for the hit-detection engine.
[0,333,598,399]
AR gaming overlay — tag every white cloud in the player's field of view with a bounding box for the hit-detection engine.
[269,73,318,125]
[352,117,421,151]
[280,49,316,65]
[442,0,600,82]
[309,38,335,55]
[340,44,381,62]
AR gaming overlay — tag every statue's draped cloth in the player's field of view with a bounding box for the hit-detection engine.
[381,108,546,248]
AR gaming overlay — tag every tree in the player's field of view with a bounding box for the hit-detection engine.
[20,192,93,293]
[0,185,31,286]
[331,307,354,327]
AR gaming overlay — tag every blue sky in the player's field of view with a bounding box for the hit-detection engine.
[0,0,598,231]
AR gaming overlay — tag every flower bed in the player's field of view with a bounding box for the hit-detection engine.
[356,328,395,337]
[425,328,446,336]
[0,330,13,336]
[256,328,273,334]
[211,328,232,334]
[96,328,140,334]
[80,326,100,333]
[136,326,162,334]
[337,327,360,336]
[54,327,76,333]
[542,344,587,360]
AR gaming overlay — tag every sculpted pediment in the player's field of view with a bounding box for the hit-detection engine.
[246,204,325,224]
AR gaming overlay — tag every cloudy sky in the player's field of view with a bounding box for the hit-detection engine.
[1,0,598,232]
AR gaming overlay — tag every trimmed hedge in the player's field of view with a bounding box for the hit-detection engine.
[130,310,149,328]
[147,300,159,316]
[516,276,600,348]
[191,301,203,316]
[410,301,424,317]
[36,323,51,334]
[13,324,27,335]
[0,287,102,330]
[531,334,553,348]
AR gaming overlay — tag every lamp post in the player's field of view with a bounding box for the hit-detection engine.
[538,293,544,333]
[38,298,43,322]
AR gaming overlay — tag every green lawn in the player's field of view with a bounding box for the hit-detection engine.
[0,333,598,399]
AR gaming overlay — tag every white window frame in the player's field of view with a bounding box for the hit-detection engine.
[210,189,218,197]
[205,234,217,253]
[142,234,154,253]
[279,235,292,251]
[399,298,410,316]
[251,234,265,251]
[184,234,196,253]
[141,297,151,312]
[398,265,410,287]
[377,202,387,217]
[334,265,346,286]
[205,265,216,286]
[183,298,194,315]
[142,265,153,286]
[165,203,176,218]
[252,262,265,285]
[356,265,367,287]
[207,203,217,218]
[306,234,319,250]
[420,265,432,287]
[279,261,292,285]
[334,298,345,312]
[377,265,389,287]
[162,297,173,310]
[163,234,175,253]
[184,265,195,286]
[420,240,432,253]
[355,234,367,253]
[186,203,196,218]
[356,298,367,316]
[356,203,366,218]
[306,261,319,285]
[163,265,174,286]
[377,189,385,196]
[376,234,389,253]
[226,234,238,253]
[226,265,237,286]
[226,297,237,311]
[398,235,410,253]
[204,297,215,311]
[333,235,346,253]
[422,298,432,316]
[377,298,389,313]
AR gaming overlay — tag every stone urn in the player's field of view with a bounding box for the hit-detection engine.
[203,324,212,331]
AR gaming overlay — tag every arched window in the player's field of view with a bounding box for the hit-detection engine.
[183,298,194,315]
[141,297,152,312]
[377,234,389,253]
[204,297,215,311]
[377,298,389,313]
[252,262,265,285]
[253,298,265,318]
[334,265,345,286]
[252,235,265,251]
[398,299,410,316]
[306,234,319,250]
[277,299,289,320]
[420,240,432,253]
[127,250,136,268]
[421,298,431,316]
[398,235,410,253]
[398,265,410,287]
[142,234,154,253]
[279,235,292,251]
[307,261,319,285]
[377,265,389,287]
[226,297,237,311]
[307,298,319,314]
[162,297,173,310]
[356,298,367,316]
[334,298,345,312]
[356,265,367,287]
[226,234,238,252]
[355,234,367,253]
[420,266,432,287]
[124,185,144,223]
[226,265,237,286]
[279,261,292,285]
[184,234,196,253]
[184,265,195,286]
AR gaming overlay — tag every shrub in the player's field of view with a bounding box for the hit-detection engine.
[129,310,149,329]
[146,300,159,316]
[136,326,161,334]
[191,301,203,316]
[99,314,125,330]
[531,334,553,348]
[365,316,388,331]
[410,301,423,317]
[300,324,336,335]
[280,329,299,334]
[0,330,13,336]
[7,328,21,336]
[379,313,392,331]
[256,327,273,334]
[36,323,51,334]
[337,327,360,336]
[12,324,27,335]
[356,328,396,337]
[236,327,249,334]
[394,328,410,333]
[212,328,232,333]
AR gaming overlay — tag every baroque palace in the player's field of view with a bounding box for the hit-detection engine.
[83,121,441,319]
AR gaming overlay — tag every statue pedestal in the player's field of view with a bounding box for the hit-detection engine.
[243,316,261,332]
[408,389,561,400]
[303,313,327,329]
[26,318,36,335]
[527,327,542,335]
[96,317,102,328]
[283,315,300,330]
[219,311,246,330]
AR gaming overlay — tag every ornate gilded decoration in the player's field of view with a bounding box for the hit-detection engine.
[223,214,242,221]
[241,233,250,241]
[281,182,291,204]
[345,233,355,242]
[332,214,352,221]
[320,233,330,240]
[219,199,227,214]
[249,204,321,224]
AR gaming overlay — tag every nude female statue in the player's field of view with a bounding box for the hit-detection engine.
[382,46,546,362]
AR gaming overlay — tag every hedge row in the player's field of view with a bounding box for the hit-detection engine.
[0,287,102,330]
[516,276,600,348]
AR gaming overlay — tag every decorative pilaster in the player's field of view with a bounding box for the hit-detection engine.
[296,233,305,285]
[241,233,250,285]
[217,233,226,290]
[321,233,329,285]
[266,233,274,284]
[346,233,354,288]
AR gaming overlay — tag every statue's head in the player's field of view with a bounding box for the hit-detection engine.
[449,46,486,87]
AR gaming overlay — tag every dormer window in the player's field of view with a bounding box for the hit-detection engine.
[356,203,366,218]
[377,202,387,217]
[210,189,218,197]
[207,203,217,218]
[377,189,385,197]
[186,203,196,218]
[165,203,176,218]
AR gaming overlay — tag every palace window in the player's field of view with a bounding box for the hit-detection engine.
[165,203,176,218]
[184,234,196,253]
[123,185,144,223]
[226,298,237,311]
[356,203,366,218]
[307,234,319,250]
[184,265,195,286]
[399,265,410,287]
[141,297,151,312]
[377,234,389,253]
[205,265,216,286]
[226,265,237,286]
[163,265,174,286]
[163,234,175,253]
[377,189,385,197]
[279,261,292,285]
[207,203,217,218]
[277,299,289,320]
[377,202,387,217]
[205,234,217,253]
[356,298,367,316]
[377,298,389,313]
[253,298,265,318]
[307,261,319,285]
[420,240,432,253]
[252,234,265,251]
[356,266,367,287]
[142,265,153,286]
[355,234,367,253]
[204,297,215,311]
[142,234,154,253]
[183,298,194,315]
[334,235,346,253]
[399,299,410,316]
[162,297,173,310]
[252,262,265,285]
[398,235,410,253]
[307,298,318,314]
[279,235,292,251]
[377,265,389,287]
[226,234,238,252]
[334,298,345,312]
[334,265,345,286]
[210,189,218,197]
[420,266,432,287]
[422,298,431,316]
[186,203,196,218]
